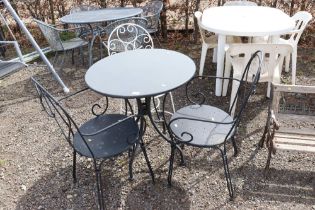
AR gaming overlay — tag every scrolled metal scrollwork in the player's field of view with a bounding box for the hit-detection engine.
[91,96,109,116]
[185,77,207,105]
[108,23,153,55]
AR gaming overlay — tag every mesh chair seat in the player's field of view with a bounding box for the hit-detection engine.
[61,37,88,51]
[170,105,234,147]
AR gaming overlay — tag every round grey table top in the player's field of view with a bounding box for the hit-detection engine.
[85,49,196,98]
[60,7,143,24]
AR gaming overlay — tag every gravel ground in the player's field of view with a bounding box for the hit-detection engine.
[0,42,314,210]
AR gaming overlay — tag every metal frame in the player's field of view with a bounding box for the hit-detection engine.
[1,0,69,92]
[162,51,262,199]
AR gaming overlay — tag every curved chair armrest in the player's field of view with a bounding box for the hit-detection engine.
[80,114,140,136]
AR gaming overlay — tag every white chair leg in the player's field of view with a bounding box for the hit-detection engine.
[199,43,208,76]
[285,54,290,73]
[169,92,176,113]
[222,55,232,96]
[230,79,240,117]
[291,50,297,84]
[212,47,217,63]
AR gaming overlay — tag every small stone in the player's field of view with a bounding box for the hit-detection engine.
[21,185,27,191]
[249,136,254,140]
[67,194,73,199]
[37,206,45,210]
[312,205,315,209]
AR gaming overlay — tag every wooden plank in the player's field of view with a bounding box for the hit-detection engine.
[275,137,315,146]
[275,133,315,140]
[275,114,315,121]
[275,143,315,152]
[273,83,315,94]
[277,127,315,136]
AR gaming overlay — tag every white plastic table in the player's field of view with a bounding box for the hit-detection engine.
[201,6,295,96]
[61,7,143,66]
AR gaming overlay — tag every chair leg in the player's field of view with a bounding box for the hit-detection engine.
[168,144,176,187]
[52,51,58,64]
[71,49,75,65]
[72,150,77,183]
[264,148,272,177]
[128,144,137,181]
[231,136,238,157]
[94,167,105,210]
[284,53,290,73]
[169,92,176,113]
[139,139,155,183]
[212,47,217,63]
[218,148,234,199]
[222,54,232,97]
[175,144,185,166]
[154,32,162,48]
[291,50,297,84]
[199,43,208,76]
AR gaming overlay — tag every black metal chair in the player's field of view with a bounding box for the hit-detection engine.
[31,77,154,210]
[163,51,262,199]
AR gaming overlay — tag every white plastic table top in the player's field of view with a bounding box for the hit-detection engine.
[85,49,196,99]
[201,6,295,36]
[60,7,143,24]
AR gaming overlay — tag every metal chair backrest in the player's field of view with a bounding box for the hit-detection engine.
[107,23,154,56]
[34,19,63,51]
[31,77,96,158]
[102,17,148,37]
[141,0,163,31]
[288,11,312,46]
[223,1,257,6]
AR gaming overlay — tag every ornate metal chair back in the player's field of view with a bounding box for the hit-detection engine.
[107,23,153,55]
[102,17,148,37]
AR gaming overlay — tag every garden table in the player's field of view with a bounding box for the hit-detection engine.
[201,6,295,96]
[60,7,143,66]
[85,49,196,169]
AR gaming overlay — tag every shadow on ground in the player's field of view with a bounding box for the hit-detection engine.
[15,164,123,209]
[235,165,315,205]
[125,179,190,210]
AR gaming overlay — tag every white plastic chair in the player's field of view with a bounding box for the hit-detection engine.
[223,44,292,116]
[194,11,241,76]
[223,1,257,6]
[278,11,312,84]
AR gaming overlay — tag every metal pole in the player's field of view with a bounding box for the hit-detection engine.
[2,0,69,93]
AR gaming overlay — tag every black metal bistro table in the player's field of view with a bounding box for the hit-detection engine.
[85,49,196,177]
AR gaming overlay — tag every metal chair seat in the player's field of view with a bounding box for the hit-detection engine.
[74,114,139,159]
[170,105,234,147]
[61,37,88,51]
